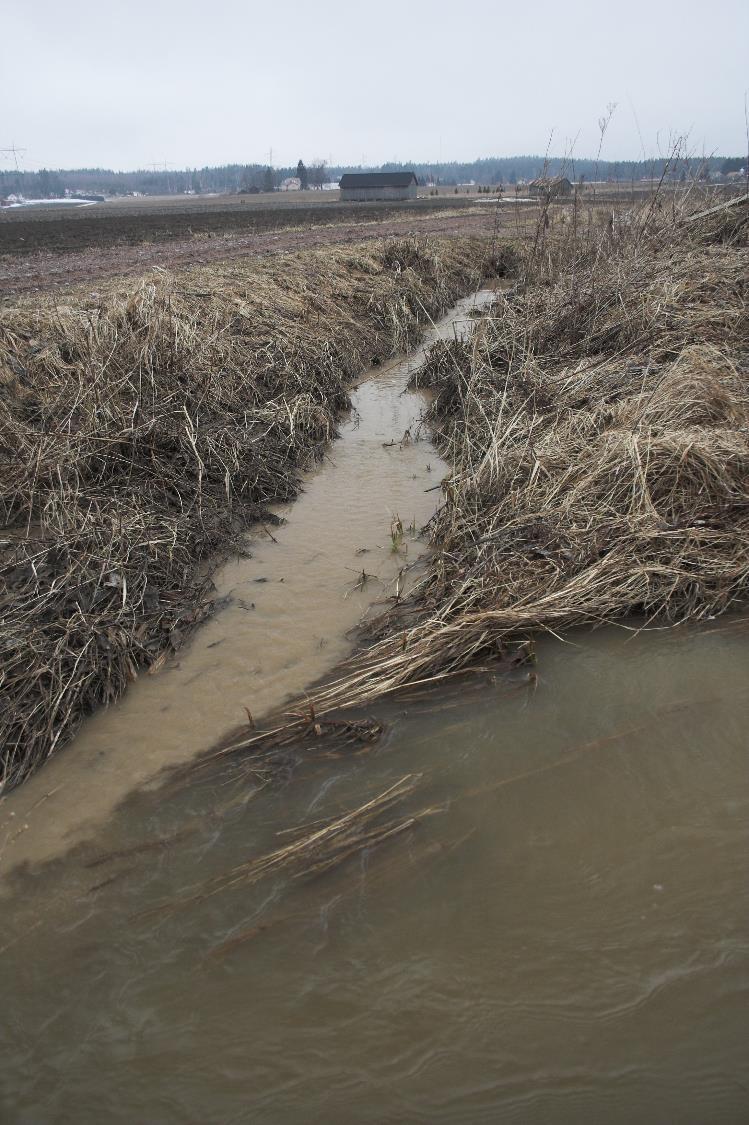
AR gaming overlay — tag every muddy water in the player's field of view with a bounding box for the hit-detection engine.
[0,292,493,876]
[2,290,747,1123]
[1,621,747,1123]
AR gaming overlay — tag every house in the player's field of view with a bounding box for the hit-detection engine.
[527,176,572,201]
[339,172,418,201]
[279,177,302,191]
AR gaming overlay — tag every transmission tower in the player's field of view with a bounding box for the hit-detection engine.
[149,160,173,192]
[0,143,27,172]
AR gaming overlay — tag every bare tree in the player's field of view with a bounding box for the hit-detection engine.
[309,159,328,190]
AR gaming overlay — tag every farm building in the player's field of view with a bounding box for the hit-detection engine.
[528,176,573,201]
[339,172,418,201]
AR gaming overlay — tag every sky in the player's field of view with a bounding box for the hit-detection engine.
[2,0,747,172]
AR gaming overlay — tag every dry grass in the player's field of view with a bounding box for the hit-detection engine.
[214,194,748,730]
[0,236,490,791]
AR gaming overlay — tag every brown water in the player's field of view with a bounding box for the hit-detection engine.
[0,292,493,874]
[1,622,747,1123]
[1,292,748,1124]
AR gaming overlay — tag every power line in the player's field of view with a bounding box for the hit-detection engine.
[0,143,26,172]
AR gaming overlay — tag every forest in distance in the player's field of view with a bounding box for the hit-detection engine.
[2,153,745,199]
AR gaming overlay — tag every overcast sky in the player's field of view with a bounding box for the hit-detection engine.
[3,0,747,172]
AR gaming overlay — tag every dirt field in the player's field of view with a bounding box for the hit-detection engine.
[12,184,709,298]
[0,203,510,298]
[0,194,474,256]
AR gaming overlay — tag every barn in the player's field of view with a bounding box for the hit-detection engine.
[527,176,573,201]
[339,172,418,202]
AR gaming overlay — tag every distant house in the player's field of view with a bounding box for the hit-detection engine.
[528,176,572,201]
[279,177,302,191]
[339,172,418,201]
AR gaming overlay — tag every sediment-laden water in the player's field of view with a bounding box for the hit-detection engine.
[1,621,747,1123]
[1,291,747,1125]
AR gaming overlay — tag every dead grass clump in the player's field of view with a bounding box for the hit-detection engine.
[255,196,748,719]
[0,237,486,791]
[680,191,749,246]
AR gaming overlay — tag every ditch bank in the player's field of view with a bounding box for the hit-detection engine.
[0,285,500,875]
[0,236,508,795]
[216,196,748,741]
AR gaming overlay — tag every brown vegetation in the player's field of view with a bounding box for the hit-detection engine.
[212,194,748,744]
[0,236,491,791]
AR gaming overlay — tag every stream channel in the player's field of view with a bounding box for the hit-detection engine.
[1,291,748,1123]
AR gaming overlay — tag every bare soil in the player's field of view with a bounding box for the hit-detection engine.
[0,195,469,252]
[0,207,506,298]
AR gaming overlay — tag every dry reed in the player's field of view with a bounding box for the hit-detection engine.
[0,237,490,791]
[220,194,748,726]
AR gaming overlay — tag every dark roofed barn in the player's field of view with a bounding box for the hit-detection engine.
[527,176,572,201]
[339,172,418,202]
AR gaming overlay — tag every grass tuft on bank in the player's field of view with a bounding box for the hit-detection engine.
[0,236,493,791]
[242,194,748,729]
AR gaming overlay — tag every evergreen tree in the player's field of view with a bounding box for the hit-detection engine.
[263,166,275,193]
[37,168,64,197]
[296,160,309,190]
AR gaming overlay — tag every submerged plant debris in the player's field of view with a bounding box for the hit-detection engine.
[143,772,429,923]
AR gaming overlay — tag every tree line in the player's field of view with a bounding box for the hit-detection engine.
[1,154,743,199]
